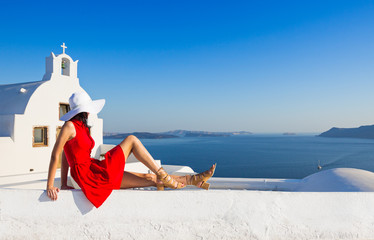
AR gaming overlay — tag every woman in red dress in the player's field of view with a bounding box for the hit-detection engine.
[47,91,216,208]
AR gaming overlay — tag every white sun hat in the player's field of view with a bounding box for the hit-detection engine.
[60,91,105,121]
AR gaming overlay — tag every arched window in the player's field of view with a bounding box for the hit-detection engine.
[61,58,70,76]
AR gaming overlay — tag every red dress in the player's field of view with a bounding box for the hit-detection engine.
[63,119,126,208]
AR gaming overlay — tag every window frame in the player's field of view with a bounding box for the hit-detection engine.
[59,102,70,120]
[32,126,49,147]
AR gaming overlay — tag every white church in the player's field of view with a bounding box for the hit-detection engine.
[0,44,184,179]
[0,44,104,176]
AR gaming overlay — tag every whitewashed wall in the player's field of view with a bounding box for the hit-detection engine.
[0,189,373,240]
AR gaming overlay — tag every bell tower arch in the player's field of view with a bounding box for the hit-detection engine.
[42,43,79,81]
[61,57,70,76]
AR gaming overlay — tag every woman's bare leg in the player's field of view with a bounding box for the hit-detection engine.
[119,135,161,174]
[120,171,156,189]
[120,171,191,189]
[118,135,210,188]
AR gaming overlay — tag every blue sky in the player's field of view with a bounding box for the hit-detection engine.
[1,1,374,133]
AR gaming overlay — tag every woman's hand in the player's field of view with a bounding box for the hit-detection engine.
[61,185,74,190]
[47,186,60,201]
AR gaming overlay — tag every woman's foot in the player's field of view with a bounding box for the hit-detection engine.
[187,163,216,190]
[156,167,185,190]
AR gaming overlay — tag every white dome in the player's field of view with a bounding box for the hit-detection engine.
[295,168,374,192]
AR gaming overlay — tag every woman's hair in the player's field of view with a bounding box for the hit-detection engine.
[71,112,89,128]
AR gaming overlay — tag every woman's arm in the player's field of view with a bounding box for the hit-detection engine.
[46,121,75,200]
[60,152,74,189]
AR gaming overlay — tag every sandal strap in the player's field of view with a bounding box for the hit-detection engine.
[157,167,184,189]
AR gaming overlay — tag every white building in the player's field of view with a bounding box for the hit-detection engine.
[0,44,103,176]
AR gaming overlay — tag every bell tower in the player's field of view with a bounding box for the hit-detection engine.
[42,43,79,81]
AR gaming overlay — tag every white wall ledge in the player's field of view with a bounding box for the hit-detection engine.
[1,188,374,239]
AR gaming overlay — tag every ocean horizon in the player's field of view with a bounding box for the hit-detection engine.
[104,134,374,179]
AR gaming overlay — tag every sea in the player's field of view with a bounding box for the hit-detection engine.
[104,135,374,179]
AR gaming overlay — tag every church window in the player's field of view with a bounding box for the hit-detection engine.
[33,127,48,147]
[59,103,70,119]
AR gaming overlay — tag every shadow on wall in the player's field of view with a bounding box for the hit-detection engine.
[38,190,94,215]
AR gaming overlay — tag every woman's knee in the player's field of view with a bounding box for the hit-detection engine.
[121,135,139,148]
[125,135,139,144]
[119,135,139,157]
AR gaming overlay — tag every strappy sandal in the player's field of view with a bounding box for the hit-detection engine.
[188,163,216,190]
[156,167,185,191]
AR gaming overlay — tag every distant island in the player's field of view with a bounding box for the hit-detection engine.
[104,132,178,139]
[104,130,252,139]
[283,132,296,136]
[319,125,374,139]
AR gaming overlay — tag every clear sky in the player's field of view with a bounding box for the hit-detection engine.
[0,1,373,133]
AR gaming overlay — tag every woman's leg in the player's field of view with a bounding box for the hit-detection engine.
[118,135,213,189]
[119,135,184,188]
[119,135,161,174]
[120,171,156,189]
[120,171,189,189]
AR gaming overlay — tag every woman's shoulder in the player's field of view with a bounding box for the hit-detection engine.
[62,121,76,133]
[64,120,75,128]
[61,121,77,140]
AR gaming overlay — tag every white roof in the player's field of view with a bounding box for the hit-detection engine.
[296,168,374,192]
[0,80,46,115]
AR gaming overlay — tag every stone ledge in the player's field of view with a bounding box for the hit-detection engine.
[1,189,374,239]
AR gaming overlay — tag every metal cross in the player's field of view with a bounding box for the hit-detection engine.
[61,43,67,54]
